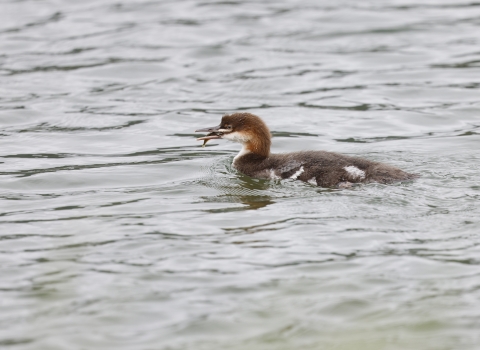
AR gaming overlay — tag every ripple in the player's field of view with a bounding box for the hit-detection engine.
[1,0,480,349]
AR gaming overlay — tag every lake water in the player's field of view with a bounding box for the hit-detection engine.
[1,0,480,349]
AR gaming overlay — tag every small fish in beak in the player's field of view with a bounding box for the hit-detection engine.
[198,132,221,147]
[195,125,223,147]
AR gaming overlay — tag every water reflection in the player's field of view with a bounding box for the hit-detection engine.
[201,173,277,211]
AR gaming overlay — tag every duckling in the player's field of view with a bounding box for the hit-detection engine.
[196,113,418,188]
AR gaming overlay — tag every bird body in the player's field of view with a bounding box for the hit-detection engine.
[196,113,418,188]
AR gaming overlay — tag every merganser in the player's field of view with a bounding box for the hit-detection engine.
[195,113,418,188]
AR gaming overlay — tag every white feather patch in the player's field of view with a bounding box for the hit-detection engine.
[289,166,304,180]
[307,177,317,185]
[222,131,250,143]
[233,144,250,162]
[344,165,365,179]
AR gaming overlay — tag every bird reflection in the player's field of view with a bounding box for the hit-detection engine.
[201,173,276,212]
[237,195,275,210]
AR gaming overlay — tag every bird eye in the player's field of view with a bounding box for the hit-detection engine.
[226,125,232,129]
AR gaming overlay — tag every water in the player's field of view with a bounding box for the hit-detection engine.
[1,0,480,349]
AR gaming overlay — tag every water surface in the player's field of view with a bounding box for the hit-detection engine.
[1,0,480,349]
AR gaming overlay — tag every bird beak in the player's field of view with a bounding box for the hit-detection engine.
[195,125,223,141]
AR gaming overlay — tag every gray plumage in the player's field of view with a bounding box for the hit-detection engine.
[234,151,418,188]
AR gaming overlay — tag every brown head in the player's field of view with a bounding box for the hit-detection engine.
[195,113,271,158]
